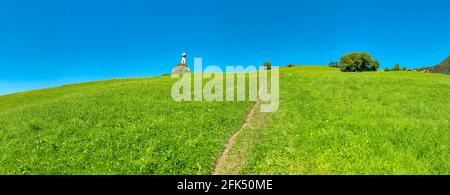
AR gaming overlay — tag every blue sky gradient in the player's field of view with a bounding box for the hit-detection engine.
[1,0,450,94]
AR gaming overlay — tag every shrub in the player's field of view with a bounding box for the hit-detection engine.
[287,64,294,67]
[384,67,390,72]
[340,52,380,72]
[402,67,407,71]
[393,64,401,71]
[329,61,341,68]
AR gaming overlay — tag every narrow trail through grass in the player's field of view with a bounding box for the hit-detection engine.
[213,67,450,174]
[212,94,261,175]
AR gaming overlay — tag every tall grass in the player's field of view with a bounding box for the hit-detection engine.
[238,67,450,174]
[0,76,253,174]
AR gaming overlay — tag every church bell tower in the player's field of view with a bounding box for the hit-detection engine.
[181,52,187,65]
[171,51,191,74]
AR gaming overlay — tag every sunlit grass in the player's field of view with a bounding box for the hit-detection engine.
[1,66,449,174]
[237,66,450,174]
[0,76,253,174]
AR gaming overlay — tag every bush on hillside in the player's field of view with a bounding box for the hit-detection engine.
[339,52,379,72]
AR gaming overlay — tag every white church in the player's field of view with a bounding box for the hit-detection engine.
[171,52,191,74]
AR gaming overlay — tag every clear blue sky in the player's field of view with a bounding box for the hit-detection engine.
[1,0,450,95]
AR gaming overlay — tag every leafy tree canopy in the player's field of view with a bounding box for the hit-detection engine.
[340,52,379,72]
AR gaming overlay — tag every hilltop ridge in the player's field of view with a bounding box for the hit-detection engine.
[416,55,450,74]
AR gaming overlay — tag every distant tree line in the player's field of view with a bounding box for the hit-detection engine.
[384,64,409,72]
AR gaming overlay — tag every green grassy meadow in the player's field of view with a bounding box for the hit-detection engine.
[0,76,253,174]
[1,66,449,174]
[222,66,450,174]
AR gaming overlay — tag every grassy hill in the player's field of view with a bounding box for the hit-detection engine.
[215,67,450,174]
[416,55,450,74]
[432,55,450,74]
[1,67,449,174]
[0,76,253,174]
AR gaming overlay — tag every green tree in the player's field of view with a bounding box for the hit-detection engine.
[393,64,400,71]
[402,67,407,71]
[384,67,390,72]
[340,52,380,72]
[329,61,340,68]
[371,60,380,71]
[263,61,272,70]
